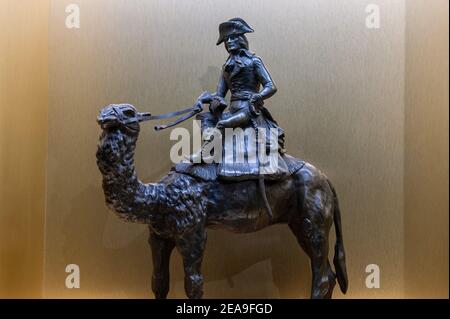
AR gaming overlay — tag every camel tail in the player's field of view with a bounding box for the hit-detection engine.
[328,181,348,294]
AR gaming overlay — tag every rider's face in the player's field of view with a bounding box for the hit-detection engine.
[225,35,240,53]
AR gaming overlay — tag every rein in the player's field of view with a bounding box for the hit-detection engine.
[136,104,203,131]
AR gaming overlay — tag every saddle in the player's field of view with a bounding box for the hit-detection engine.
[173,153,305,182]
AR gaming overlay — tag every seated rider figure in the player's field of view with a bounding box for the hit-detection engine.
[191,18,287,179]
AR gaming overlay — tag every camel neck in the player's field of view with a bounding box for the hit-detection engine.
[96,128,161,222]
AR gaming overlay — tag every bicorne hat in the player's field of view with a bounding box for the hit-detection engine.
[216,18,254,45]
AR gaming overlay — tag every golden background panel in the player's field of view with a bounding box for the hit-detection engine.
[404,0,449,298]
[0,0,49,298]
[45,0,406,298]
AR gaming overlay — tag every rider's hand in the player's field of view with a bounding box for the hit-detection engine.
[250,93,263,106]
[197,91,213,104]
[194,99,203,112]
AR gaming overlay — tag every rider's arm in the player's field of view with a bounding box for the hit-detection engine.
[254,57,277,100]
[215,71,228,98]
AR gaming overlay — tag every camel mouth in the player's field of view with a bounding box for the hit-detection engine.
[97,115,141,133]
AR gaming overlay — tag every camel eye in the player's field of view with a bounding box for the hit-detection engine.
[123,109,135,117]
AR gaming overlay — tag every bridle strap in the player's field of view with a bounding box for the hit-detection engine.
[113,98,204,130]
[120,103,203,130]
[144,104,201,121]
[154,108,202,131]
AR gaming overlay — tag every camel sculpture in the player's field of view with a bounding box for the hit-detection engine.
[96,103,348,299]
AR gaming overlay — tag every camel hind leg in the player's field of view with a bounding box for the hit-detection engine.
[289,188,336,299]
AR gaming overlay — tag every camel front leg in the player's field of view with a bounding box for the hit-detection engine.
[148,229,175,299]
[176,225,207,299]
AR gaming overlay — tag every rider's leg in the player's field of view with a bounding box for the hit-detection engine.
[216,109,251,130]
[187,113,218,163]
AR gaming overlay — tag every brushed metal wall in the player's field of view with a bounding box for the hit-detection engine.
[45,0,413,298]
[404,0,449,298]
[0,0,48,298]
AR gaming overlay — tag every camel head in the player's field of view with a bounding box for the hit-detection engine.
[97,104,152,134]
[96,104,152,169]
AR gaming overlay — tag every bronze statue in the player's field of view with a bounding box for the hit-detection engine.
[96,18,348,299]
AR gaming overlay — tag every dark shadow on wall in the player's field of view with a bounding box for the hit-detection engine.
[59,185,153,298]
[198,226,311,298]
